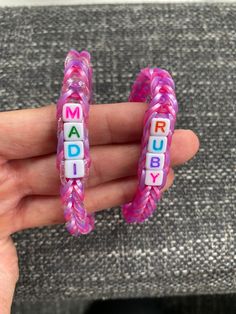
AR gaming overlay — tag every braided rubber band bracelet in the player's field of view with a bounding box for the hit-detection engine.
[122,67,178,223]
[56,49,94,236]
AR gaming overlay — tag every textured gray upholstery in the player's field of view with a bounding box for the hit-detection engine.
[0,3,235,312]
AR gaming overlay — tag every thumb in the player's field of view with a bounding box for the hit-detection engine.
[0,237,19,314]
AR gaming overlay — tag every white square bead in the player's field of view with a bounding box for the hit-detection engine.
[64,141,84,159]
[148,136,167,153]
[145,153,165,170]
[65,160,85,178]
[62,103,83,122]
[64,122,84,141]
[145,170,163,186]
[150,118,170,136]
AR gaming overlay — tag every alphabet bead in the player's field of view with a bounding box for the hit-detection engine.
[62,103,83,122]
[145,119,169,186]
[145,153,165,170]
[145,170,163,186]
[148,136,167,153]
[65,160,85,178]
[64,122,84,141]
[62,104,86,179]
[150,118,170,136]
[64,141,84,159]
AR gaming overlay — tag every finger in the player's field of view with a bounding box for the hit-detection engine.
[13,130,198,196]
[0,237,19,314]
[171,129,200,166]
[18,144,140,196]
[9,169,174,235]
[0,102,147,160]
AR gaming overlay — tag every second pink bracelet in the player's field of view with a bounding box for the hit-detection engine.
[121,67,178,223]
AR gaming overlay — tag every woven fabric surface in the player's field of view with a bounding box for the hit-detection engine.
[11,295,236,314]
[0,3,235,308]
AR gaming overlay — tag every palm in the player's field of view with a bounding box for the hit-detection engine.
[0,102,199,313]
[0,237,18,312]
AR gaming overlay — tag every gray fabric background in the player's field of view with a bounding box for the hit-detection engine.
[0,3,236,312]
[11,294,236,314]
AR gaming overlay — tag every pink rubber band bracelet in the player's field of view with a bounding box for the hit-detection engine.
[121,67,178,223]
[56,49,94,236]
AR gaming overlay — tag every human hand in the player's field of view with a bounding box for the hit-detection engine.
[0,102,199,313]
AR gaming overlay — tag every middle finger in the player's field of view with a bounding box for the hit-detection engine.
[11,129,197,197]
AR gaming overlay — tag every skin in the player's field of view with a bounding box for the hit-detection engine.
[0,102,199,313]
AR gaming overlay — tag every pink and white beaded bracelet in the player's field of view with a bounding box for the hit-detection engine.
[121,67,178,223]
[56,49,94,236]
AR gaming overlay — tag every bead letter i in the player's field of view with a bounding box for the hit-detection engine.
[73,163,77,176]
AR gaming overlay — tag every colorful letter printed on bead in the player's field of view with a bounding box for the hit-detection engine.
[62,103,85,179]
[145,118,170,186]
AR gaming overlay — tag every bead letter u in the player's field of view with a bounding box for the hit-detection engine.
[152,139,164,152]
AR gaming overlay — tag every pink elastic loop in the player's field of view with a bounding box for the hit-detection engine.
[56,49,94,236]
[121,67,178,223]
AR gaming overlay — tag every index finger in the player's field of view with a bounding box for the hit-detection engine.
[0,102,147,160]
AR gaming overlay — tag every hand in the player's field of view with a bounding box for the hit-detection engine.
[0,102,199,313]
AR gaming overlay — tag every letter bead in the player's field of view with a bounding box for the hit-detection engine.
[65,160,85,178]
[145,170,163,186]
[145,153,165,170]
[64,141,84,159]
[64,122,84,141]
[148,136,167,153]
[62,103,83,122]
[150,118,170,136]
